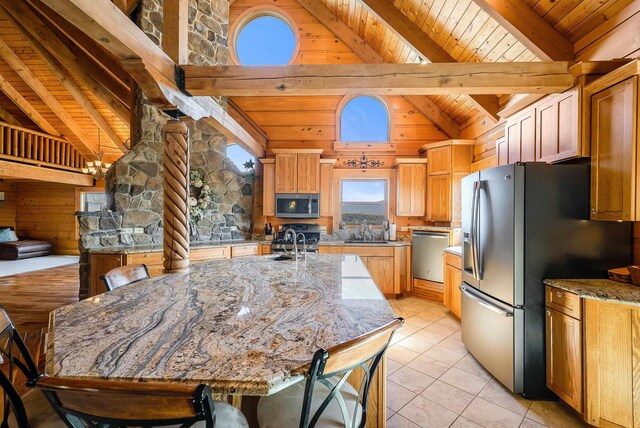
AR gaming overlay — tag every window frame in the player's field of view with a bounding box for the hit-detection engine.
[339,178,389,227]
[229,6,300,66]
[335,95,394,152]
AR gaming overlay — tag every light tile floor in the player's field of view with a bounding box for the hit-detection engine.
[386,296,586,428]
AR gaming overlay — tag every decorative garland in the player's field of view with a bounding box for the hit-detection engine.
[189,170,214,223]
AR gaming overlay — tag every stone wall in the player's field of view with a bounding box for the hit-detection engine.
[76,0,252,298]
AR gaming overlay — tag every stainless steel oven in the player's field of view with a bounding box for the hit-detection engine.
[275,194,319,219]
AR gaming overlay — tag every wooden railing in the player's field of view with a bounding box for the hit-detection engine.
[0,122,86,172]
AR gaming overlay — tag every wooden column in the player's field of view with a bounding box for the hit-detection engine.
[162,118,190,272]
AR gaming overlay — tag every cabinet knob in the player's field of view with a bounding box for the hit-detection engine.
[556,291,563,298]
[591,208,596,214]
[546,310,551,317]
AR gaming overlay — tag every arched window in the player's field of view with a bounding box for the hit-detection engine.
[339,96,390,142]
[233,12,297,66]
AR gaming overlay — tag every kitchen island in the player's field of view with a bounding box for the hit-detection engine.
[47,254,398,427]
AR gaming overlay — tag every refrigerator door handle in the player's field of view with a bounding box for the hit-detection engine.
[474,180,483,279]
[460,285,513,317]
[470,181,481,280]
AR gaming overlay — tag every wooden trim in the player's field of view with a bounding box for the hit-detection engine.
[259,158,275,164]
[498,94,546,119]
[334,142,397,152]
[270,149,324,154]
[182,62,576,96]
[471,0,574,61]
[320,158,337,165]
[584,60,640,96]
[419,139,474,152]
[228,5,301,66]
[0,159,93,186]
[393,158,429,165]
[569,60,634,77]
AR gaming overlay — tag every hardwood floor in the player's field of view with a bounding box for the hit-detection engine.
[0,264,79,332]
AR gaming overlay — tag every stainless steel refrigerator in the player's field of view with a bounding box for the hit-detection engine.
[461,162,631,398]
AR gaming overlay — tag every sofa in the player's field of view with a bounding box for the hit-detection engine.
[0,226,53,260]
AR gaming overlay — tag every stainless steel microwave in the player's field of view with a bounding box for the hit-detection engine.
[275,194,320,218]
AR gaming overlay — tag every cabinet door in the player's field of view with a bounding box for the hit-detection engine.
[427,175,451,221]
[366,256,394,294]
[546,308,582,413]
[520,110,536,162]
[536,96,559,162]
[297,154,320,193]
[427,146,451,175]
[496,137,508,166]
[506,119,522,163]
[263,163,275,216]
[443,263,462,318]
[319,163,333,216]
[591,77,637,221]
[537,87,581,163]
[275,153,298,193]
[397,164,426,216]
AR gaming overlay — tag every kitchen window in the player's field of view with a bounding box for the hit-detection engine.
[340,179,388,225]
[339,96,389,142]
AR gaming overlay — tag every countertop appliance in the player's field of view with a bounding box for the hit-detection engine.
[412,230,450,283]
[461,162,632,398]
[271,223,321,253]
[275,194,319,219]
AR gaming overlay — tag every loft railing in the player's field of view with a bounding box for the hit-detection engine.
[0,122,86,172]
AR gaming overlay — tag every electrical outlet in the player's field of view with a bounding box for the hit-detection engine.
[121,228,133,234]
[134,227,144,234]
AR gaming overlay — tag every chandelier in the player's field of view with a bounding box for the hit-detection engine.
[82,131,112,179]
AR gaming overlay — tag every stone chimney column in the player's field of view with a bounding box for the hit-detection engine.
[162,118,190,272]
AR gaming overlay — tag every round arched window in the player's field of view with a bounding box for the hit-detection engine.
[339,96,390,142]
[234,14,297,65]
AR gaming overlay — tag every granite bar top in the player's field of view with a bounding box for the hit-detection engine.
[47,254,398,395]
[318,240,411,247]
[544,279,640,306]
[444,246,462,256]
[88,240,268,255]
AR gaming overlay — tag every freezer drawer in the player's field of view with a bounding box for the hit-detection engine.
[412,231,450,282]
[460,284,524,393]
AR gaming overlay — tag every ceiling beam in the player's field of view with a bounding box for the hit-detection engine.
[1,0,130,123]
[294,0,459,138]
[0,37,96,159]
[355,0,500,120]
[40,0,266,157]
[0,106,23,127]
[111,0,138,15]
[226,99,269,148]
[0,159,94,186]
[182,62,575,96]
[163,0,189,65]
[0,73,60,136]
[472,0,574,61]
[0,9,127,153]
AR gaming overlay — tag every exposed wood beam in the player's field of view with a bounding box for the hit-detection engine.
[0,73,60,136]
[163,0,189,65]
[40,0,265,157]
[0,38,96,159]
[226,99,269,148]
[294,0,459,137]
[472,0,574,61]
[355,0,500,120]
[182,62,575,96]
[0,106,23,127]
[111,0,138,15]
[1,1,130,123]
[0,9,127,153]
[0,159,93,186]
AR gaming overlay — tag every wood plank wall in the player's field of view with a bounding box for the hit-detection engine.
[14,182,79,255]
[0,181,16,228]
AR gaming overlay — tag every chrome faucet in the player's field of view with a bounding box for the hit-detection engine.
[284,229,307,260]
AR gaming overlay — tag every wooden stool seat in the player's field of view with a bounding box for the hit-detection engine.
[7,389,66,428]
[101,264,150,291]
[257,378,362,428]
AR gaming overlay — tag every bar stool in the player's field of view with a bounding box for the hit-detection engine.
[101,264,150,291]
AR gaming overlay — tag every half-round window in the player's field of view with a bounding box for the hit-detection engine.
[339,96,390,142]
[234,14,297,65]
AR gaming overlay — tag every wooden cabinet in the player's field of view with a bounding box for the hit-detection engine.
[261,159,275,216]
[363,256,394,294]
[506,109,536,163]
[496,136,507,166]
[396,160,427,217]
[589,77,638,221]
[274,150,322,194]
[443,252,461,318]
[422,140,473,223]
[319,160,335,217]
[536,86,581,163]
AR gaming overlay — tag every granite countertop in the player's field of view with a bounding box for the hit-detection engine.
[407,226,460,232]
[318,240,411,247]
[47,254,398,395]
[544,279,640,306]
[444,246,462,256]
[88,240,268,255]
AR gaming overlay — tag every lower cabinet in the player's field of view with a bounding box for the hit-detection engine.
[443,252,462,318]
[362,256,394,295]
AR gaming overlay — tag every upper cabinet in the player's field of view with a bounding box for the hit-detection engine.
[499,86,585,166]
[421,140,473,223]
[273,150,322,194]
[589,74,638,221]
[319,159,336,217]
[261,159,276,217]
[395,159,427,217]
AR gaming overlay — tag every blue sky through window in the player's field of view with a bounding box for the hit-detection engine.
[342,180,386,202]
[236,16,296,65]
[227,144,254,170]
[340,96,389,142]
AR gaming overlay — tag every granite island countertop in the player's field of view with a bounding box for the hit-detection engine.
[543,278,640,306]
[88,239,268,255]
[47,254,398,395]
[444,246,462,256]
[318,240,411,247]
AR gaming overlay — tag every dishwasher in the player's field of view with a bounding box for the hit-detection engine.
[412,230,450,283]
